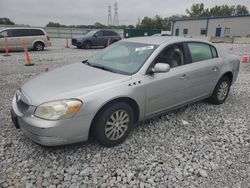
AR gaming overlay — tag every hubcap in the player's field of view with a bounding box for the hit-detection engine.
[218,81,229,101]
[105,110,129,141]
[36,44,43,50]
[86,43,91,49]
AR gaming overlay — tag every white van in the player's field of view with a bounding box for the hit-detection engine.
[0,28,51,51]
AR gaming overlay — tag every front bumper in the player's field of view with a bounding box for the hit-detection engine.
[11,94,93,146]
[71,39,82,47]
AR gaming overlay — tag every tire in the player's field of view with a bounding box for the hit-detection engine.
[34,42,45,51]
[93,102,134,147]
[76,45,82,49]
[209,76,231,105]
[84,41,92,49]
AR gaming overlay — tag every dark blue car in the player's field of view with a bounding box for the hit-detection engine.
[71,29,121,49]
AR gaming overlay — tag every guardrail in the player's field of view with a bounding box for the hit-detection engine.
[0,25,123,38]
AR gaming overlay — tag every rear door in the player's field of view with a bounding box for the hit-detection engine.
[182,42,221,99]
[13,29,31,50]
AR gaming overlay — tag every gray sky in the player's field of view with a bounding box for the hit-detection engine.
[1,0,250,26]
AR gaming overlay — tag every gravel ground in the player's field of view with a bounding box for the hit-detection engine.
[0,39,250,188]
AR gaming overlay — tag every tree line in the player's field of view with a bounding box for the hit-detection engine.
[139,4,249,30]
[0,3,249,30]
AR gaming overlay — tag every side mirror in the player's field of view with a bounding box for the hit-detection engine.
[93,34,98,38]
[150,63,170,74]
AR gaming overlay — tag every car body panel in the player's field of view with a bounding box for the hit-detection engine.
[11,37,240,146]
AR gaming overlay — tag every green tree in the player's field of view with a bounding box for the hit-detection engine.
[210,5,234,16]
[140,17,155,29]
[187,3,249,17]
[186,3,207,17]
[46,22,66,27]
[0,17,15,25]
[235,5,249,15]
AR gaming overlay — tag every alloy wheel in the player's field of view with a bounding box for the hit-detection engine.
[218,81,229,101]
[105,110,129,140]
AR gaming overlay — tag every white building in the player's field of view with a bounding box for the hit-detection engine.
[172,15,250,37]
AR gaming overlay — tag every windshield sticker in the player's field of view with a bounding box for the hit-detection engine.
[135,46,154,52]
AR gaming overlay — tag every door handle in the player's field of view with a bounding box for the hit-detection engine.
[212,66,219,72]
[181,74,189,80]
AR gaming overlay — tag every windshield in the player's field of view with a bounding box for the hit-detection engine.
[85,30,97,37]
[87,41,157,75]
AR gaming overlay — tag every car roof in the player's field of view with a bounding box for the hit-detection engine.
[124,36,210,46]
[0,27,44,31]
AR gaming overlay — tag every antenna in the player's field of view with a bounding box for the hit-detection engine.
[108,4,112,25]
[113,2,119,26]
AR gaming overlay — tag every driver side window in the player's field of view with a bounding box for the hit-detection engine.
[95,31,103,37]
[154,43,185,68]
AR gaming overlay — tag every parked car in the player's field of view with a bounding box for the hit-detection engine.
[71,29,121,49]
[11,37,240,147]
[0,28,51,51]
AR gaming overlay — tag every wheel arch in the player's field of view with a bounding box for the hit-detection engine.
[221,71,233,84]
[84,40,93,45]
[88,97,140,137]
[33,40,45,48]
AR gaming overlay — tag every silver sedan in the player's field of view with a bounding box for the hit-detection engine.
[11,37,240,147]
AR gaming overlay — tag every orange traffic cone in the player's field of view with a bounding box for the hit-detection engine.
[3,37,10,56]
[242,50,249,64]
[65,38,69,48]
[24,48,34,66]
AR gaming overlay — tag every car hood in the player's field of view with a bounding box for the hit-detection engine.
[21,62,131,106]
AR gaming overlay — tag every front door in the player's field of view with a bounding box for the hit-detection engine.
[215,27,221,37]
[92,31,105,46]
[144,43,191,116]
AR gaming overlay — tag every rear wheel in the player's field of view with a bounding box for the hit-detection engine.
[34,42,44,51]
[209,76,231,105]
[93,103,134,147]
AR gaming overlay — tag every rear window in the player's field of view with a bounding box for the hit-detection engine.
[103,31,117,36]
[29,29,45,36]
[211,46,218,58]
[188,42,213,63]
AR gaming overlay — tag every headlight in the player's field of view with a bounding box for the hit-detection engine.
[34,99,83,120]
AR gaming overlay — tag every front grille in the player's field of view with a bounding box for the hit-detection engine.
[71,39,77,45]
[16,90,30,113]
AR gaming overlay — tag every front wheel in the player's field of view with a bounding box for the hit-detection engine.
[209,76,231,105]
[84,41,92,49]
[93,103,134,147]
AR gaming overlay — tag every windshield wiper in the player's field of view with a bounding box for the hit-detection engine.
[91,63,118,73]
[82,59,92,66]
